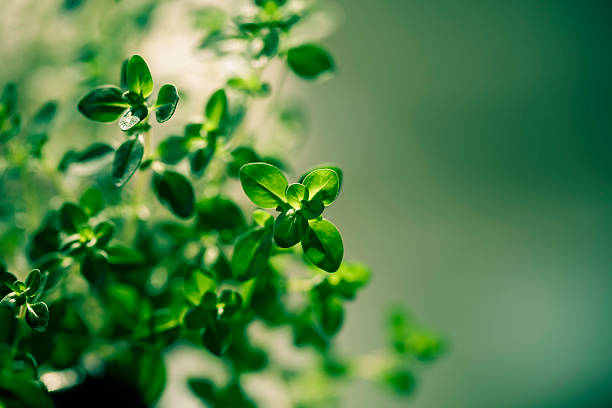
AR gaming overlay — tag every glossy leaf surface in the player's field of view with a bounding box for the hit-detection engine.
[112,135,144,187]
[239,163,288,208]
[302,219,343,272]
[155,84,179,123]
[77,86,129,122]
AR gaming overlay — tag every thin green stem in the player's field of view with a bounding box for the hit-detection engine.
[11,305,27,358]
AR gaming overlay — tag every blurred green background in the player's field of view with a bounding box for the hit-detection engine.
[291,0,612,407]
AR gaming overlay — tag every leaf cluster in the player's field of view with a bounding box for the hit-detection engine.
[0,1,443,407]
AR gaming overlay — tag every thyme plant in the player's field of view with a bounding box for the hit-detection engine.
[0,1,443,406]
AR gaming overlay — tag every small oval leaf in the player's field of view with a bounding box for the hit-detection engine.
[25,302,49,332]
[231,228,272,281]
[126,55,154,98]
[155,84,179,123]
[273,211,308,248]
[118,105,148,131]
[204,89,227,132]
[112,135,144,187]
[77,86,129,122]
[152,170,195,219]
[286,183,308,209]
[301,219,343,272]
[239,163,288,208]
[24,269,41,298]
[302,169,340,206]
[287,44,334,80]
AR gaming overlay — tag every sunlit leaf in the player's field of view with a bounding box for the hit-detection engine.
[126,55,154,98]
[302,219,343,272]
[239,163,288,208]
[205,89,227,132]
[302,169,340,206]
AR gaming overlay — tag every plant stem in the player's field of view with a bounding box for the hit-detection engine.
[128,129,151,241]
[11,305,27,358]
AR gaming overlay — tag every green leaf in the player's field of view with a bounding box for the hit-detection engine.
[318,296,344,336]
[158,136,188,165]
[286,183,308,209]
[59,202,87,233]
[25,269,41,298]
[326,262,371,299]
[30,101,57,127]
[254,0,287,7]
[0,375,54,408]
[226,77,270,97]
[184,305,214,330]
[122,90,142,106]
[1,82,17,117]
[287,44,335,80]
[184,269,216,305]
[118,105,148,131]
[298,198,324,220]
[120,59,129,89]
[126,55,154,98]
[1,292,25,309]
[0,269,17,298]
[239,163,288,208]
[5,278,25,295]
[273,211,308,248]
[252,209,273,228]
[26,101,57,157]
[228,146,260,177]
[184,122,204,138]
[94,221,114,248]
[112,135,144,187]
[202,320,232,356]
[77,86,129,122]
[188,378,217,404]
[155,84,179,123]
[232,228,272,281]
[0,303,16,344]
[196,196,246,235]
[106,245,145,265]
[218,290,242,318]
[76,143,115,163]
[79,186,105,217]
[302,169,340,206]
[81,251,108,285]
[190,143,215,177]
[0,113,21,143]
[152,170,195,219]
[205,89,227,132]
[136,352,166,405]
[299,164,343,192]
[25,302,49,332]
[381,369,415,395]
[302,219,343,272]
[58,143,114,172]
[259,28,280,57]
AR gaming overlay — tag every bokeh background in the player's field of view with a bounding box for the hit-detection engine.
[2,0,612,407]
[302,0,612,407]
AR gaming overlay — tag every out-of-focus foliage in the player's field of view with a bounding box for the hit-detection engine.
[0,0,442,406]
